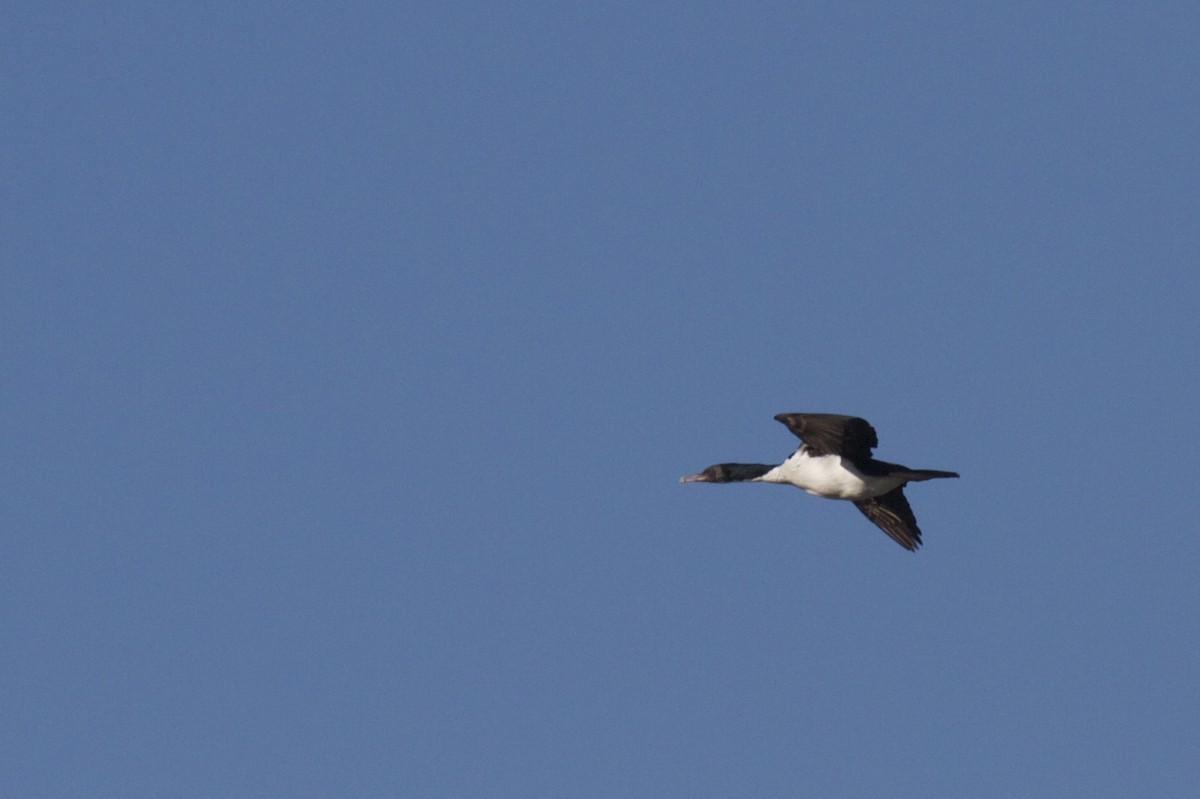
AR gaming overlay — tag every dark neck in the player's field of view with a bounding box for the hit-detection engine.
[714,463,774,482]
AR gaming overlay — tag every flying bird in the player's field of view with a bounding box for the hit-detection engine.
[680,413,958,550]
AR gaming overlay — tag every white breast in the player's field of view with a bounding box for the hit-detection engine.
[757,449,903,500]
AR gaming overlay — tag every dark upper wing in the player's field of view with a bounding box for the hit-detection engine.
[773,413,879,460]
[852,488,921,551]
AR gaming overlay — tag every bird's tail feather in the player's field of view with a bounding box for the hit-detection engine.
[904,469,959,481]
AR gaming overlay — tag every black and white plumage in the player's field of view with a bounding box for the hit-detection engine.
[680,413,958,551]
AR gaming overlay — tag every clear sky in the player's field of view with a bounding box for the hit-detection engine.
[4,3,1199,797]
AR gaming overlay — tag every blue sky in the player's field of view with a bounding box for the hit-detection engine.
[4,3,1199,796]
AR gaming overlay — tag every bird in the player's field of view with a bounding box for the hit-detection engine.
[680,413,958,550]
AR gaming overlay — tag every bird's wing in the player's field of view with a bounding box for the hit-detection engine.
[852,488,922,551]
[773,413,878,460]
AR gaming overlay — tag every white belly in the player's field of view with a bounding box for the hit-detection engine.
[758,450,903,500]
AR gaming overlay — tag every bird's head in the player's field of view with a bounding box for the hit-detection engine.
[679,464,734,483]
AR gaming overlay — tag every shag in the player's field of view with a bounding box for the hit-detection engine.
[680,413,958,551]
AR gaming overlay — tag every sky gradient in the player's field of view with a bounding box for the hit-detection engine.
[4,3,1199,796]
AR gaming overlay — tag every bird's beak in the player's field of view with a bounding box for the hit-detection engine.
[679,472,708,483]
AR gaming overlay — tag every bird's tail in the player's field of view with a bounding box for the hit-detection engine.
[903,469,959,482]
